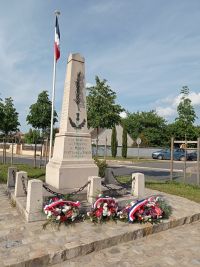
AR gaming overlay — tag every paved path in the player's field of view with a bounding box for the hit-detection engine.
[0,184,199,266]
[52,221,200,267]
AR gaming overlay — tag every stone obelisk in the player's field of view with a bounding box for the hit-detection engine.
[46,53,98,189]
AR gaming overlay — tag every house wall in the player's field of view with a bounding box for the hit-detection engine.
[92,124,134,147]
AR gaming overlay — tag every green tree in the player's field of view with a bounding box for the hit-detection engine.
[175,86,197,137]
[24,128,41,144]
[0,97,20,136]
[87,76,124,154]
[0,99,5,130]
[122,125,127,158]
[26,91,57,137]
[123,110,168,146]
[167,121,198,141]
[111,126,118,157]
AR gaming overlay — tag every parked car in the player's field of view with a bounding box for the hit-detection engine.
[187,151,197,161]
[152,148,188,161]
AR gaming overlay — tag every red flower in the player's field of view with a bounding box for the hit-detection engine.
[95,207,103,217]
[66,210,73,218]
[60,215,67,222]
[154,206,162,216]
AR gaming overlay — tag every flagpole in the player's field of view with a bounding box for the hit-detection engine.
[49,10,60,160]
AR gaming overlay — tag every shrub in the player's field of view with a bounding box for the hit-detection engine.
[94,157,108,178]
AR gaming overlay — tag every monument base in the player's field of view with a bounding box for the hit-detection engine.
[46,160,98,190]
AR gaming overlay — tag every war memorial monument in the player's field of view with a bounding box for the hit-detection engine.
[46,53,98,190]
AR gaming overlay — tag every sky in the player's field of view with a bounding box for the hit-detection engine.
[1,0,200,132]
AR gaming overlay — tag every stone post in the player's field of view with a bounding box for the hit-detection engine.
[7,167,17,188]
[26,179,44,222]
[87,176,101,203]
[14,171,28,197]
[131,173,145,199]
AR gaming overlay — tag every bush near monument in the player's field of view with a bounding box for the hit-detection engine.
[94,157,107,178]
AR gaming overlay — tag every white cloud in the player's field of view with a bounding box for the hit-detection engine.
[86,82,94,88]
[120,111,127,118]
[155,91,200,120]
[171,91,200,107]
[156,107,176,117]
[188,92,200,105]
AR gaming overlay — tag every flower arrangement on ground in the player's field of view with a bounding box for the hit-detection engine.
[87,195,118,223]
[43,197,81,228]
[117,196,172,224]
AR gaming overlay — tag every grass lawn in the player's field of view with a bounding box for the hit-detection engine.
[0,164,45,183]
[116,175,200,204]
[146,180,200,204]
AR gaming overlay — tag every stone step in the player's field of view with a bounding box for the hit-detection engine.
[1,185,200,267]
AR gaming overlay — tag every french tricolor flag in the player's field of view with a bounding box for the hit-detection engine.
[54,16,60,61]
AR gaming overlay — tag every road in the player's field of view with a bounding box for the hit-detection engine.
[0,154,47,167]
[107,160,199,185]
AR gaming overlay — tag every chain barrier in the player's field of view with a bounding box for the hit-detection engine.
[21,175,27,195]
[101,181,125,197]
[111,170,132,188]
[12,169,16,184]
[42,184,64,198]
[42,180,91,198]
[68,181,91,196]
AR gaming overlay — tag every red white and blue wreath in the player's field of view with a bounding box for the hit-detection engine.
[117,196,172,224]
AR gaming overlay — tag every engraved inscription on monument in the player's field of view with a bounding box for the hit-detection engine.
[64,137,92,158]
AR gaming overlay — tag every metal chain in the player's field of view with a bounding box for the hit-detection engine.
[42,180,91,198]
[111,170,131,188]
[68,181,91,196]
[101,181,124,196]
[21,175,27,195]
[42,184,64,198]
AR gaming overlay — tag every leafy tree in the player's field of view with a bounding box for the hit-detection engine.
[0,97,20,136]
[24,128,41,144]
[167,121,198,141]
[122,125,127,158]
[111,126,118,157]
[87,76,124,154]
[123,110,168,146]
[0,99,5,128]
[175,86,197,137]
[26,91,57,137]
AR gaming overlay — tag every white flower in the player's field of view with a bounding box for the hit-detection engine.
[107,211,111,216]
[103,206,108,216]
[63,205,71,211]
[47,211,52,219]
[56,215,61,221]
